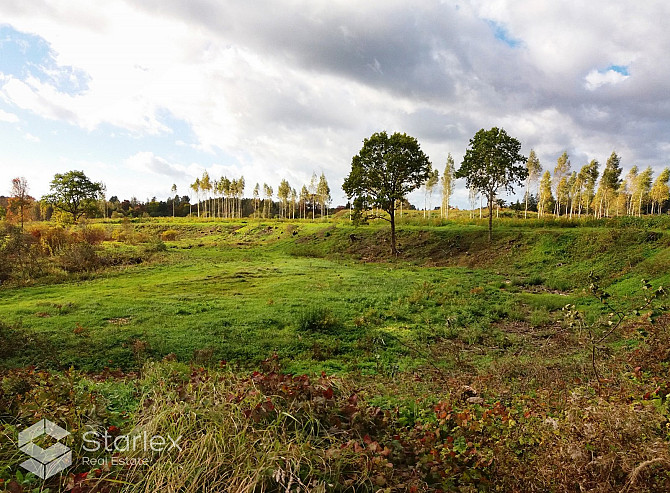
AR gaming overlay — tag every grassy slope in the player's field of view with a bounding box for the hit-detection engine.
[1,219,669,374]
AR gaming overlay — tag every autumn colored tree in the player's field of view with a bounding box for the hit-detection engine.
[9,177,32,230]
[650,168,670,214]
[537,171,553,217]
[190,177,201,217]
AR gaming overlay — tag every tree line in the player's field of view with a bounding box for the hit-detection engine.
[0,170,334,225]
[343,127,670,252]
[185,171,331,220]
[415,148,670,223]
[3,130,670,232]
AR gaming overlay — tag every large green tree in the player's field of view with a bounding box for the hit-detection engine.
[343,131,431,255]
[43,170,103,222]
[455,127,527,239]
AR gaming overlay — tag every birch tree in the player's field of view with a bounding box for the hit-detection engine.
[263,183,273,218]
[190,178,201,217]
[596,152,623,217]
[524,150,542,219]
[278,179,291,219]
[577,160,599,217]
[553,152,570,215]
[634,167,653,216]
[299,185,309,219]
[441,153,455,219]
[317,173,331,218]
[309,173,318,220]
[424,169,439,218]
[201,172,212,218]
[253,183,260,218]
[650,167,670,214]
[538,170,553,217]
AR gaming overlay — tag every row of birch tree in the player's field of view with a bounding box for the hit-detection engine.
[186,171,331,219]
[528,151,670,218]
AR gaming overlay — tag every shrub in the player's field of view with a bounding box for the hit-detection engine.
[161,229,179,241]
[296,306,341,333]
[28,223,71,254]
[56,242,106,272]
[142,237,167,253]
[77,224,109,244]
[0,223,42,283]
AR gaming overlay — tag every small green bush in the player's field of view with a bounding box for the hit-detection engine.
[296,306,341,333]
[142,237,167,253]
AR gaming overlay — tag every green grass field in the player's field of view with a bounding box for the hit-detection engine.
[2,219,668,372]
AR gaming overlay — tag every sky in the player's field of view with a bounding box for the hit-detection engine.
[1,0,669,209]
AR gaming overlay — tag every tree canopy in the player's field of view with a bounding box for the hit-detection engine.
[343,131,431,255]
[455,127,527,239]
[42,170,103,222]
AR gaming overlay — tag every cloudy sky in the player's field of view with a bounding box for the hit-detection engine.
[1,1,668,208]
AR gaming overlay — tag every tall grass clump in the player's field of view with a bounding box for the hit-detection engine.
[296,306,341,334]
[123,361,368,492]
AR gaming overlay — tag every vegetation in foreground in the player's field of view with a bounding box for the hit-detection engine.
[1,216,670,491]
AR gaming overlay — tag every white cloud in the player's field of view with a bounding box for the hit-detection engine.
[24,132,40,142]
[125,151,188,179]
[584,68,629,90]
[0,109,19,122]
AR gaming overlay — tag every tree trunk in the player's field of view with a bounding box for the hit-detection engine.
[488,194,493,242]
[524,190,528,219]
[390,205,397,256]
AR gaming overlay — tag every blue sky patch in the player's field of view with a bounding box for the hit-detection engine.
[486,20,522,48]
[607,64,630,76]
[0,24,90,95]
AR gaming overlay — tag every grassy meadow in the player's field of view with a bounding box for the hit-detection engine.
[2,215,670,491]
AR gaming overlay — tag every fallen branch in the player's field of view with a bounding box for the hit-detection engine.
[621,457,670,492]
